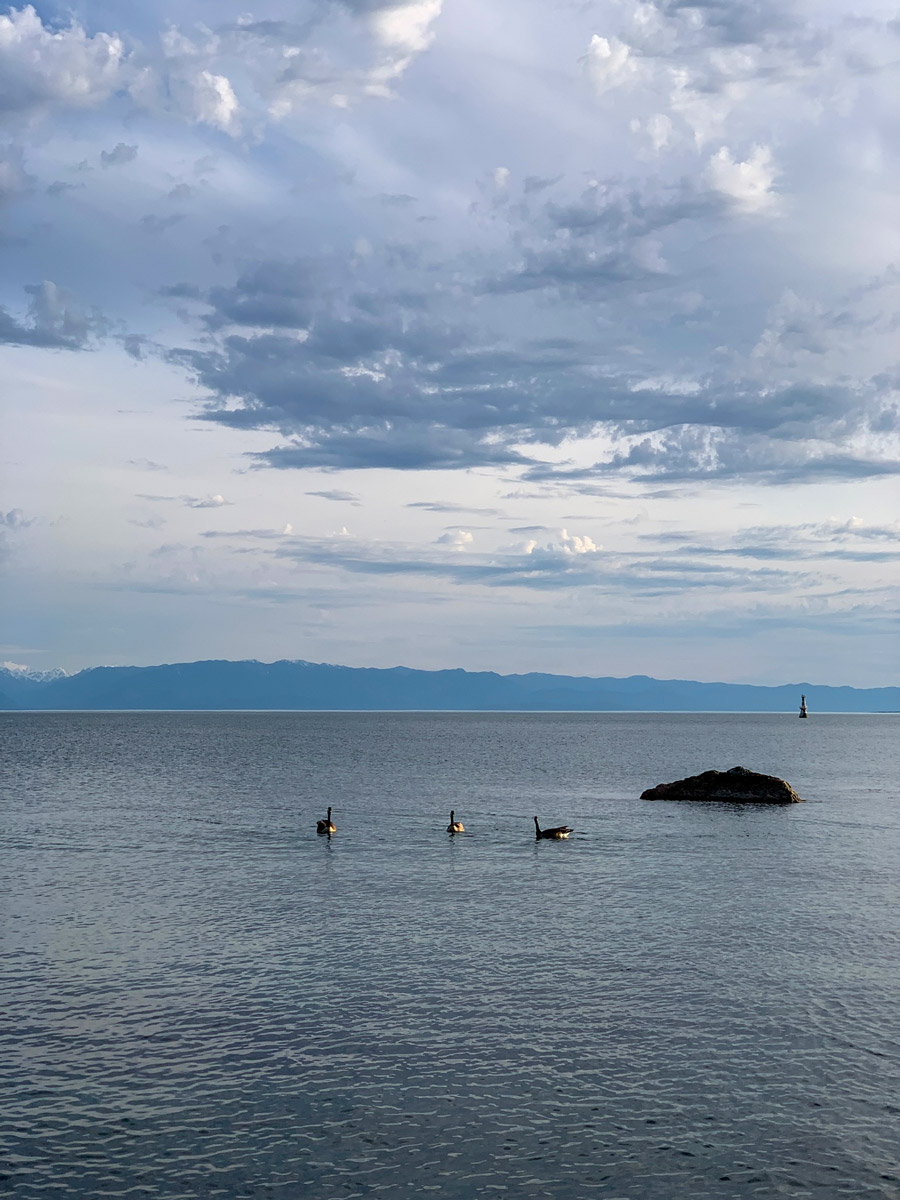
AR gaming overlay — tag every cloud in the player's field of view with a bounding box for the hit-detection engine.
[140,213,185,235]
[639,518,900,564]
[306,489,362,504]
[100,142,138,167]
[0,6,127,120]
[248,526,813,596]
[128,458,168,471]
[408,502,504,516]
[176,233,899,482]
[436,528,473,550]
[128,516,167,530]
[0,281,104,349]
[137,493,232,508]
[5,1,881,494]
[0,1,443,142]
[186,494,231,509]
[1,508,33,528]
[584,34,640,95]
[202,260,320,331]
[184,71,240,133]
[0,145,33,203]
[369,0,442,56]
[705,145,778,213]
[214,0,443,118]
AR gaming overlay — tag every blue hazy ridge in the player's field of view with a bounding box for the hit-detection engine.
[1,658,896,710]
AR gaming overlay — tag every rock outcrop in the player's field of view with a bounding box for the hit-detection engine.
[641,765,804,803]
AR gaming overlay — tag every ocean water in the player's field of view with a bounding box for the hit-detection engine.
[1,711,899,1200]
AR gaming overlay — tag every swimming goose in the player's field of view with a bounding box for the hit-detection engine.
[316,806,336,835]
[447,810,465,833]
[534,816,572,839]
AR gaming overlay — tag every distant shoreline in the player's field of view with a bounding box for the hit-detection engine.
[4,708,897,716]
[2,658,896,714]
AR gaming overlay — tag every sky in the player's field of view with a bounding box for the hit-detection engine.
[1,0,898,685]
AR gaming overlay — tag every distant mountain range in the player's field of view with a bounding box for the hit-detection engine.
[0,659,896,712]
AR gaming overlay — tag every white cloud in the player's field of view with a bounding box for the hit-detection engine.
[437,529,474,550]
[704,145,778,213]
[631,112,673,153]
[362,0,444,98]
[187,494,230,509]
[0,5,127,119]
[585,34,640,95]
[559,529,599,555]
[369,1,443,57]
[188,71,240,133]
[525,530,600,557]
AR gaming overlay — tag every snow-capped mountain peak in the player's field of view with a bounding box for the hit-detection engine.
[0,662,69,682]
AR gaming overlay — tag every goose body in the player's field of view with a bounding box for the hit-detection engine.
[447,810,465,833]
[534,816,572,840]
[316,806,336,835]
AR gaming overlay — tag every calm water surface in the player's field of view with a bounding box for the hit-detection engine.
[1,712,899,1199]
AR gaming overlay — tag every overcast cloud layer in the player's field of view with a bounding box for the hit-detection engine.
[1,0,898,684]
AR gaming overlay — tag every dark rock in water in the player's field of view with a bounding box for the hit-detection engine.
[641,765,804,803]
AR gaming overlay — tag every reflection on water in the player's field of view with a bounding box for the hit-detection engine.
[2,712,899,1198]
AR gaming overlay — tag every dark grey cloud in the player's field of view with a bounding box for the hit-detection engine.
[0,281,103,349]
[140,213,185,235]
[46,179,81,196]
[100,142,138,167]
[177,278,898,477]
[1,508,34,529]
[523,174,562,195]
[137,493,231,508]
[253,428,532,473]
[122,334,148,360]
[128,458,168,471]
[656,0,797,45]
[203,260,321,331]
[653,542,900,564]
[196,523,814,597]
[638,519,900,563]
[408,502,504,516]
[159,283,203,299]
[155,156,898,485]
[128,516,167,530]
[106,16,895,493]
[306,489,362,504]
[269,533,811,594]
[377,193,416,207]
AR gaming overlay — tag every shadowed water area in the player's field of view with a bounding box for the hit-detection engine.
[2,711,899,1199]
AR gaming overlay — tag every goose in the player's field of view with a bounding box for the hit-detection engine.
[316,806,336,835]
[447,810,465,833]
[534,816,572,840]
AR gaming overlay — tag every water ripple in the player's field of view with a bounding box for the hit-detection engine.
[2,712,899,1198]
